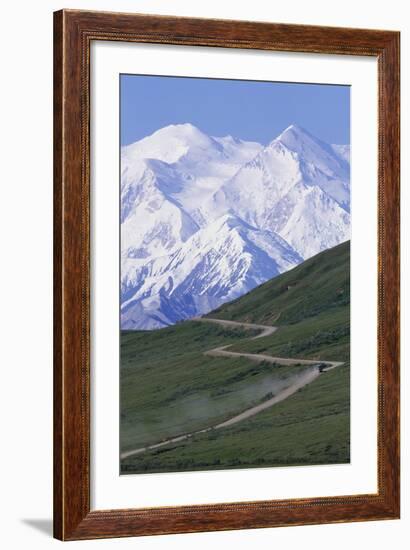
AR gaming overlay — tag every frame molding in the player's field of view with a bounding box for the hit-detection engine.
[54,9,400,540]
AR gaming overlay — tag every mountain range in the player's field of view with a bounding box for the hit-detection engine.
[121,123,350,330]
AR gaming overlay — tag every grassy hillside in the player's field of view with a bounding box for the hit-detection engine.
[210,240,349,326]
[230,307,349,363]
[121,322,309,451]
[122,365,349,473]
[121,241,350,474]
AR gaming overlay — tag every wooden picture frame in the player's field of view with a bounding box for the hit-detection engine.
[54,9,400,540]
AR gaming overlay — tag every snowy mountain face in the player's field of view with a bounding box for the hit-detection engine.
[121,123,350,330]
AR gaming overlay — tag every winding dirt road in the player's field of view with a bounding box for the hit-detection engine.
[197,317,343,371]
[192,316,278,339]
[121,317,343,460]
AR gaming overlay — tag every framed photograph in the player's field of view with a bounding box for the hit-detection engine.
[54,9,400,540]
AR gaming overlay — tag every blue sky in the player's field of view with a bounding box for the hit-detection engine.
[120,74,350,147]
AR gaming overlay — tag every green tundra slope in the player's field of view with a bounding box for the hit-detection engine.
[120,241,350,474]
[210,240,349,327]
[121,323,306,451]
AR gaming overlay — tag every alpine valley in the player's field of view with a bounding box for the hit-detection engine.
[121,123,350,330]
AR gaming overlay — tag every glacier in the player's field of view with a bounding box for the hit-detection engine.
[121,123,350,330]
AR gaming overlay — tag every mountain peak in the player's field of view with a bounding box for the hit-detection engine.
[270,124,348,176]
[275,124,313,143]
[163,122,199,132]
[265,125,318,154]
[124,123,213,164]
[151,122,207,141]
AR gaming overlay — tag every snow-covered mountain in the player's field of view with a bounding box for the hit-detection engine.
[218,125,350,258]
[121,123,350,330]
